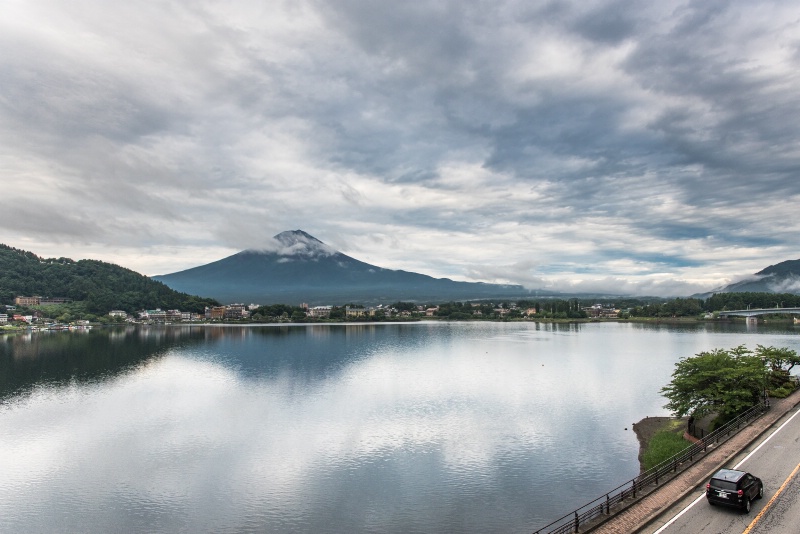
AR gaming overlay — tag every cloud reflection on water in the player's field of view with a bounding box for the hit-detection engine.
[3,322,798,532]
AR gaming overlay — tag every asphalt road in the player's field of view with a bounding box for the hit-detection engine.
[642,406,800,534]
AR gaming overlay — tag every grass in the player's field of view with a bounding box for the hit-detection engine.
[641,426,692,471]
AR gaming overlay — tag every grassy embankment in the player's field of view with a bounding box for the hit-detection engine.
[640,419,692,471]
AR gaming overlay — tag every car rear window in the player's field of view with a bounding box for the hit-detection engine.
[711,479,738,491]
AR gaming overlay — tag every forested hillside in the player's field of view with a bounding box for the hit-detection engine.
[0,244,218,313]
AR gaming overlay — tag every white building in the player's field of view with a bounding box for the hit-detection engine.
[307,306,332,318]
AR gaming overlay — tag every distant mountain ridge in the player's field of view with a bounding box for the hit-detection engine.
[693,259,800,298]
[154,230,550,304]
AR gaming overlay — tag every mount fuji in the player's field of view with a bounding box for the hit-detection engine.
[153,230,544,304]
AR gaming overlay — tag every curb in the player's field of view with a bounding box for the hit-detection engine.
[635,398,800,532]
[584,389,800,534]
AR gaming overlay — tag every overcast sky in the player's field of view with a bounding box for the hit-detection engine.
[3,1,799,297]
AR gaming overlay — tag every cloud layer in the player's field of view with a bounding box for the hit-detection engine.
[3,0,799,296]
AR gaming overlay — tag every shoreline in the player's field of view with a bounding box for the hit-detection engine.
[632,416,687,471]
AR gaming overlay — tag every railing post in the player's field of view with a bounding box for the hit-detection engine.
[531,402,769,534]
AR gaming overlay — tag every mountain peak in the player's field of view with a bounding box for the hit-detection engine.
[268,230,335,258]
[756,259,800,277]
[274,230,323,246]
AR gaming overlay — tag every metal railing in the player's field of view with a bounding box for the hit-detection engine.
[532,402,768,534]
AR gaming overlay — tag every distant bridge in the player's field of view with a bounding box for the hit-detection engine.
[717,307,800,317]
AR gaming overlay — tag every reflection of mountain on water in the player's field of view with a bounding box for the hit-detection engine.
[197,324,433,381]
[0,326,207,401]
[1,324,434,401]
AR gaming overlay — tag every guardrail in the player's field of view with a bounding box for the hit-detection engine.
[532,402,768,534]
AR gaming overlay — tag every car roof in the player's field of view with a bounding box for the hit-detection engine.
[711,469,747,482]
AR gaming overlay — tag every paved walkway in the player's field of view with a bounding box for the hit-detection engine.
[587,390,800,534]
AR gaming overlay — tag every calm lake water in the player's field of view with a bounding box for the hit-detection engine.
[2,321,799,533]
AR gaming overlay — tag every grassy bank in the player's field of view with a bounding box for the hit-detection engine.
[633,416,692,472]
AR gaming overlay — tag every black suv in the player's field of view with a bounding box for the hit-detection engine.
[706,468,763,513]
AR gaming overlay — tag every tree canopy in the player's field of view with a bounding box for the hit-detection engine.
[661,345,770,419]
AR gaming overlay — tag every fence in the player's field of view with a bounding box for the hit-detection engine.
[532,402,768,534]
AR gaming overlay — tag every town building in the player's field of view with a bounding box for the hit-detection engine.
[139,309,167,322]
[345,306,365,318]
[166,310,183,322]
[307,306,332,318]
[583,304,620,318]
[39,297,73,305]
[208,306,227,320]
[14,296,72,306]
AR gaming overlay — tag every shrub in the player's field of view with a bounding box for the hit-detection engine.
[642,430,691,471]
[771,387,792,399]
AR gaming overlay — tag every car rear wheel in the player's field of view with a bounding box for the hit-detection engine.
[757,484,764,499]
[744,498,751,514]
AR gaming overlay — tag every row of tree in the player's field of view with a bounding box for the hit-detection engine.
[224,294,800,323]
[629,293,800,318]
[431,293,800,320]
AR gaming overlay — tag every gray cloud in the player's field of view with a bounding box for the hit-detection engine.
[2,0,799,294]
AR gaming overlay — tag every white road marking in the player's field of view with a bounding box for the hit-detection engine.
[651,407,800,534]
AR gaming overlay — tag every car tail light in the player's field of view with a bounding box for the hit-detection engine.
[706,483,711,490]
[738,490,744,497]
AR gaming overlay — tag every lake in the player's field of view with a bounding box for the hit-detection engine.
[2,321,799,533]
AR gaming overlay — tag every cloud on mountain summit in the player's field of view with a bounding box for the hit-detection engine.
[2,0,800,296]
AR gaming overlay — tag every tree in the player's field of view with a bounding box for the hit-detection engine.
[755,345,800,374]
[754,345,800,388]
[661,345,765,419]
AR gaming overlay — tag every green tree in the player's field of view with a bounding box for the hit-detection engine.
[661,345,765,419]
[754,345,800,388]
[755,345,800,373]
